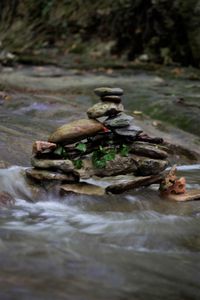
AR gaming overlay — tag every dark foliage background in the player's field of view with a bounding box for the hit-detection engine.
[0,0,200,66]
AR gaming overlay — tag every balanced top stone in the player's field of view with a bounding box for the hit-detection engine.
[48,119,105,144]
[94,87,124,97]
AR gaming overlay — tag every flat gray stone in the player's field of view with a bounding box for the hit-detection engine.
[60,182,105,196]
[26,168,79,182]
[31,157,75,172]
[94,87,123,97]
[104,113,134,128]
[114,124,143,138]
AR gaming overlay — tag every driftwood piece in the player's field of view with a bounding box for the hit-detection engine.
[106,174,163,194]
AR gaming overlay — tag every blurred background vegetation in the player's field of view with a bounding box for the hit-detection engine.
[0,0,200,67]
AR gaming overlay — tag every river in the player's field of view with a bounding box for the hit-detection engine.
[0,65,200,300]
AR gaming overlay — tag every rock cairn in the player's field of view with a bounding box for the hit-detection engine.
[26,87,169,195]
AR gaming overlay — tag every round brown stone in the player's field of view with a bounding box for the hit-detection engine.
[48,119,104,144]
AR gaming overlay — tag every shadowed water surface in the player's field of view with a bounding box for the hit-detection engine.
[0,166,200,300]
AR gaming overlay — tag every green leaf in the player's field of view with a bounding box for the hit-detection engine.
[104,149,116,161]
[73,159,83,169]
[93,158,106,169]
[75,143,87,152]
[119,144,130,157]
[54,146,63,156]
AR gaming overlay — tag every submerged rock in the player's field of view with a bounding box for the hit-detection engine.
[26,168,79,182]
[48,119,104,144]
[87,102,124,119]
[94,87,123,97]
[0,191,15,207]
[164,190,200,202]
[104,113,133,128]
[60,182,105,196]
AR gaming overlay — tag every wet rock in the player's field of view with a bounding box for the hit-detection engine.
[114,124,143,138]
[94,87,123,97]
[135,156,168,176]
[101,95,121,104]
[60,182,105,196]
[78,154,138,178]
[130,142,168,159]
[87,102,124,119]
[48,119,104,144]
[104,113,134,128]
[0,160,10,169]
[137,133,164,144]
[0,191,15,207]
[163,189,200,202]
[31,157,75,173]
[106,174,163,194]
[32,141,57,155]
[26,168,79,182]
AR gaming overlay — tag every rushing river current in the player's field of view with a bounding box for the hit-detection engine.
[0,165,200,300]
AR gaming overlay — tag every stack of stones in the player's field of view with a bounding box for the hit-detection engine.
[26,87,169,195]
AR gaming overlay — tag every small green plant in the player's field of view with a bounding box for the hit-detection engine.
[75,142,87,153]
[119,144,130,157]
[92,146,116,169]
[73,159,83,169]
[54,146,68,158]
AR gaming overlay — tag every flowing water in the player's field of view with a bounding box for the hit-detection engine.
[0,65,200,299]
[0,165,200,300]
